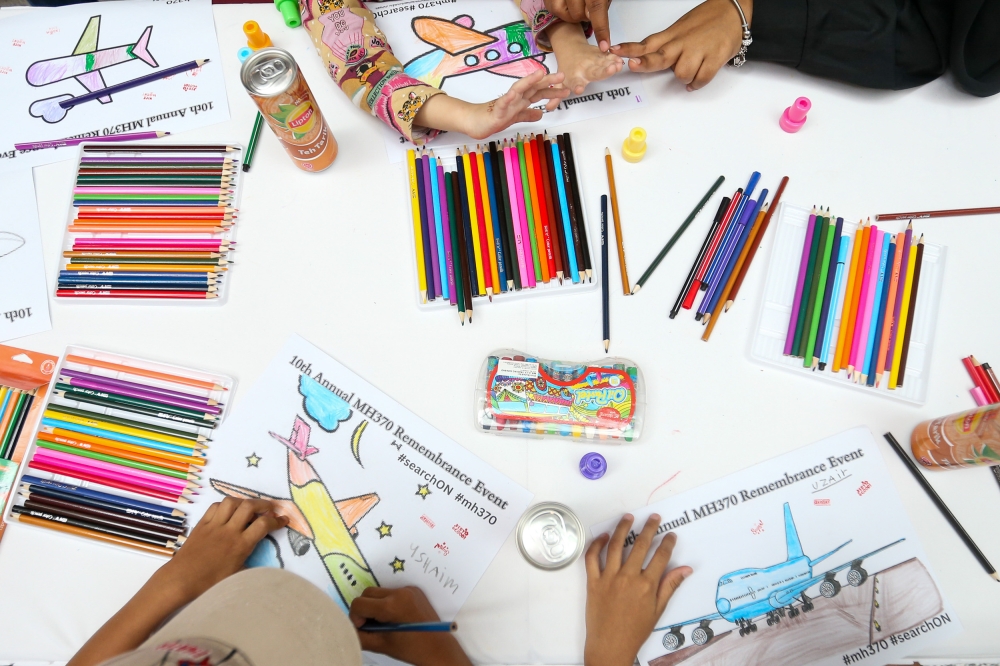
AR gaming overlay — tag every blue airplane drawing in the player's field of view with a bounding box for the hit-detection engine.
[657,502,904,652]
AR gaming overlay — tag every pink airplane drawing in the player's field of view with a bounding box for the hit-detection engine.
[403,15,548,89]
[26,16,157,123]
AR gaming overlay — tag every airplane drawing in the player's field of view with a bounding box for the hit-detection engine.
[26,16,157,123]
[656,502,904,652]
[403,15,548,89]
[210,415,381,609]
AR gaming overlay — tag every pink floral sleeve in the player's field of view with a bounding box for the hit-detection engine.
[515,0,561,50]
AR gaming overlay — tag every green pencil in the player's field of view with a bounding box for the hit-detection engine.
[804,219,836,367]
[44,404,208,442]
[55,383,216,421]
[0,391,30,457]
[797,211,830,358]
[444,174,465,323]
[36,440,194,480]
[242,112,264,173]
[516,136,542,281]
[791,210,824,356]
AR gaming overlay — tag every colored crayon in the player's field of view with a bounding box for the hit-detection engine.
[889,238,918,388]
[428,152,448,301]
[860,233,891,384]
[812,216,844,367]
[832,222,866,373]
[885,224,912,374]
[848,224,878,376]
[481,148,508,292]
[875,234,905,385]
[896,237,924,386]
[819,239,850,370]
[673,197,729,319]
[516,137,542,282]
[551,141,578,283]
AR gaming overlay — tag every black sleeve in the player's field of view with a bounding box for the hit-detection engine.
[747,0,954,92]
[950,0,1000,97]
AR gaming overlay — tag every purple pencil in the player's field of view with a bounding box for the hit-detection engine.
[436,159,456,307]
[61,376,221,413]
[698,198,756,316]
[849,227,881,377]
[59,369,217,406]
[420,152,442,300]
[784,210,818,355]
[884,223,912,372]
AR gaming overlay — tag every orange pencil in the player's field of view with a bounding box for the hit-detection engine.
[13,513,175,556]
[875,231,905,385]
[467,148,494,299]
[529,136,557,280]
[843,221,872,377]
[832,222,865,372]
[522,136,550,283]
[65,354,227,391]
[36,431,197,473]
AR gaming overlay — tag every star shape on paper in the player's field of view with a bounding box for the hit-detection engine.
[416,484,431,499]
[390,557,405,573]
[376,521,393,539]
[246,453,262,467]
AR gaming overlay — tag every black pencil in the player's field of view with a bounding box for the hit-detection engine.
[602,195,610,352]
[455,152,480,300]
[21,486,186,531]
[883,432,998,581]
[670,197,730,319]
[83,144,240,153]
[449,171,471,323]
[535,134,564,283]
[486,142,512,292]
[12,504,182,549]
[22,496,186,540]
[557,135,585,282]
[895,236,924,386]
[494,141,521,291]
[563,133,592,282]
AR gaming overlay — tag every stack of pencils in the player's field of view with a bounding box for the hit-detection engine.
[668,173,789,341]
[963,356,1000,406]
[11,352,232,556]
[0,385,38,460]
[407,132,593,324]
[783,212,926,389]
[57,144,242,302]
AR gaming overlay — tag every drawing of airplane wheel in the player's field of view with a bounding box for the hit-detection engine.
[692,626,714,646]
[749,623,757,632]
[847,566,868,587]
[662,629,685,651]
[819,578,842,598]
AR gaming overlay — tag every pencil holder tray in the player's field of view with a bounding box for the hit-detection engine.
[475,350,644,441]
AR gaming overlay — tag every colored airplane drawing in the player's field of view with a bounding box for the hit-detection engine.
[26,16,158,123]
[403,15,548,89]
[210,414,381,609]
[656,503,904,653]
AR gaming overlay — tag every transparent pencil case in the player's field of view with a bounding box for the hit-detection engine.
[475,350,644,441]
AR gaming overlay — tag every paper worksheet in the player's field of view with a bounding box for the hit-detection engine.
[188,335,533,643]
[0,0,229,173]
[0,169,50,343]
[370,0,646,162]
[592,427,960,666]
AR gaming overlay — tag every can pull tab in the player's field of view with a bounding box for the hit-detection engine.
[254,58,287,85]
[533,511,568,562]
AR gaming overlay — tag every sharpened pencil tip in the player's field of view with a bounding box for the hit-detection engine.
[631,284,641,295]
[992,572,999,581]
[604,340,609,353]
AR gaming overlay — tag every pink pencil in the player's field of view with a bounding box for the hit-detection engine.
[33,450,190,494]
[503,142,530,287]
[851,228,883,380]
[74,187,233,195]
[784,210,817,355]
[848,225,878,375]
[34,448,190,490]
[509,141,536,287]
[15,130,170,151]
[74,239,230,249]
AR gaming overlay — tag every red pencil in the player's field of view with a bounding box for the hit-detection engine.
[535,135,563,282]
[682,191,742,309]
[529,136,557,280]
[77,206,236,218]
[57,290,219,299]
[971,356,1000,403]
[468,149,493,298]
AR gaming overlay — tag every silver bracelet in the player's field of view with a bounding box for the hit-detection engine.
[728,0,752,67]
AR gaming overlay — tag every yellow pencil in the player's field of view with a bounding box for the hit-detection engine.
[475,145,500,295]
[43,410,204,449]
[406,149,427,304]
[462,147,486,296]
[831,223,865,373]
[889,242,918,389]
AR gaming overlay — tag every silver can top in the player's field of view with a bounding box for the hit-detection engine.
[516,502,585,570]
[241,48,298,97]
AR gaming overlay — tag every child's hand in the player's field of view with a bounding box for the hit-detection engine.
[349,587,472,666]
[548,21,623,95]
[584,514,692,666]
[159,497,288,602]
[611,0,750,91]
[544,0,614,51]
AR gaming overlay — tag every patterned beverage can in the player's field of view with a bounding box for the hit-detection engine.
[911,404,1000,469]
[516,502,585,570]
[240,48,337,172]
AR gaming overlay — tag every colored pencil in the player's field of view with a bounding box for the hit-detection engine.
[875,206,1000,221]
[983,363,1000,402]
[632,175,725,294]
[42,420,205,458]
[456,152,480,300]
[430,153,450,301]
[875,233,905,384]
[819,239,850,370]
[33,448,194,494]
[551,141,577,283]
[884,224,912,375]
[850,226,881,378]
[536,136,563,282]
[515,138,542,283]
[726,177,788,310]
[19,490,185,534]
[812,216,844,368]
[789,210,821,356]
[21,474,185,517]
[58,369,218,407]
[53,390,215,428]
[16,131,170,151]
[562,134,592,281]
[449,172,470,323]
[444,173,464,320]
[882,432,998,581]
[604,148,629,293]
[832,222,866,373]
[481,147,507,292]
[545,134,571,283]
[494,142,521,291]
[39,430,204,470]
[469,149,493,298]
[508,141,534,287]
[21,495,184,540]
[474,148,500,294]
[963,356,989,396]
[420,152,442,300]
[971,357,1000,405]
[705,173,760,290]
[700,194,761,319]
[82,144,238,153]
[702,195,765,329]
[243,113,264,172]
[889,239,918,388]
[14,503,182,549]
[36,441,195,481]
[530,136,556,280]
[559,136,585,283]
[52,381,216,419]
[77,207,236,217]
[860,233,891,384]
[601,195,610,352]
[360,621,457,633]
[28,460,186,502]
[57,290,219,299]
[847,223,877,377]
[44,405,209,445]
[688,192,741,310]
[64,59,209,108]
[52,386,217,423]
[461,149,487,295]
[435,156,456,304]
[12,511,175,556]
[800,211,832,361]
[521,137,548,283]
[80,156,234,164]
[672,197,729,319]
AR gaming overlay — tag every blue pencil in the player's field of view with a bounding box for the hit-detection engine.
[42,417,202,456]
[702,192,766,318]
[700,193,763,316]
[0,389,13,433]
[360,621,457,633]
[703,172,760,289]
[21,474,181,517]
[18,481,185,525]
[550,142,579,283]
[860,233,891,383]
[428,153,448,300]
[819,238,851,370]
[482,150,508,292]
[812,216,844,367]
[866,238,895,386]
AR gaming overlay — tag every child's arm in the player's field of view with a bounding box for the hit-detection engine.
[584,513,692,666]
[349,586,473,666]
[67,498,288,666]
[541,0,613,51]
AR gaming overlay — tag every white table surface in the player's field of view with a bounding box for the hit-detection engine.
[1,1,999,663]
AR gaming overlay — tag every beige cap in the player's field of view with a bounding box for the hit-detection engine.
[102,568,362,666]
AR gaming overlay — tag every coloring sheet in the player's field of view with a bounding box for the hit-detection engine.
[0,0,229,173]
[592,427,960,666]
[371,0,646,162]
[188,335,532,652]
[0,169,50,342]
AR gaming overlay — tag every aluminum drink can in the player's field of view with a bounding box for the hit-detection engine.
[240,47,337,172]
[516,502,585,570]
